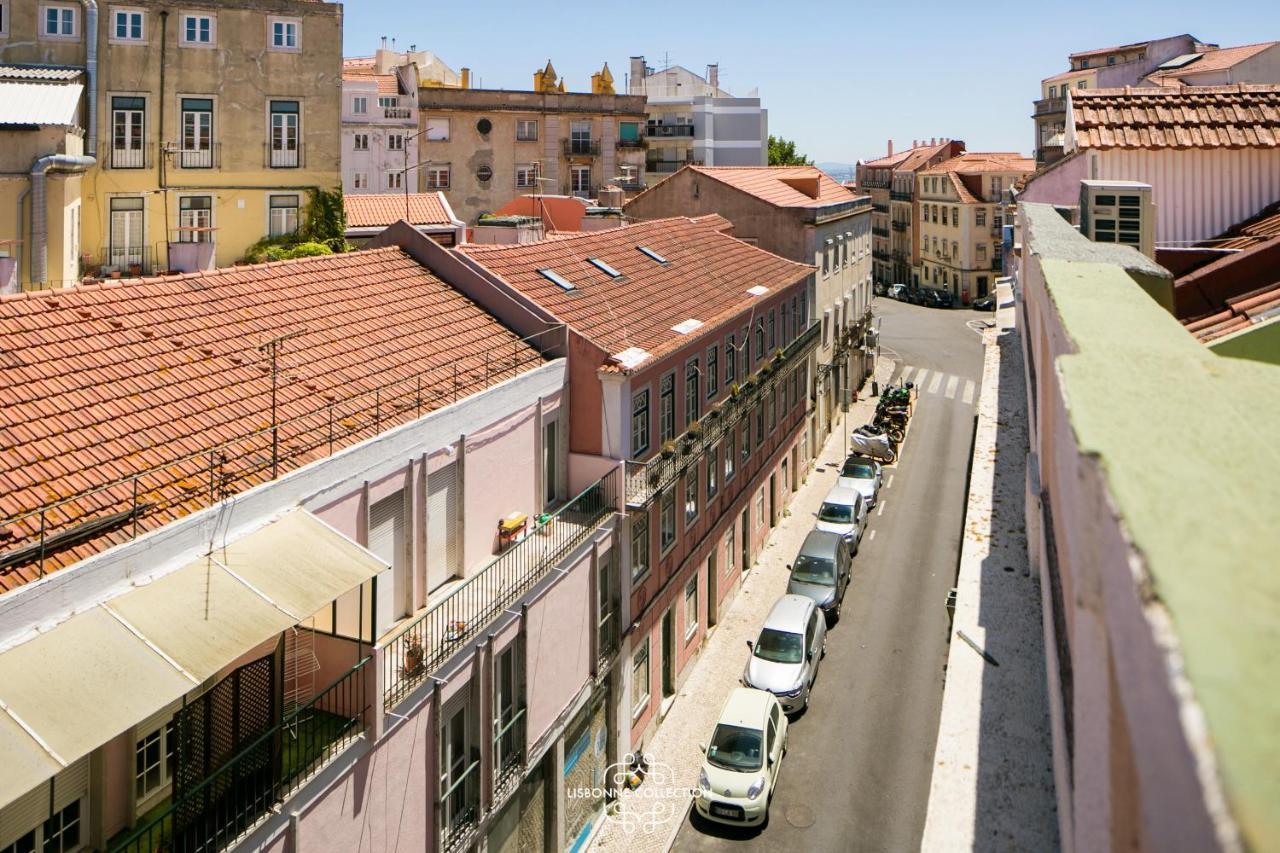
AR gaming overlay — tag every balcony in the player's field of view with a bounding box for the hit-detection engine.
[625,321,819,507]
[890,189,912,201]
[169,142,219,169]
[616,136,648,149]
[266,142,304,169]
[872,225,890,237]
[96,245,155,277]
[646,124,695,138]
[1034,97,1066,117]
[892,221,907,232]
[103,141,153,169]
[381,468,620,709]
[563,138,601,157]
[383,106,413,120]
[872,202,889,214]
[566,184,596,199]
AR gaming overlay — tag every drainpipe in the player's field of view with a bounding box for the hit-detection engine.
[15,187,29,289]
[30,155,96,285]
[80,0,99,153]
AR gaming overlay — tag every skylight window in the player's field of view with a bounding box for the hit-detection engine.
[636,246,668,265]
[537,268,576,291]
[587,257,622,278]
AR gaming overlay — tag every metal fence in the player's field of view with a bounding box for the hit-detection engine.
[109,656,371,853]
[381,467,620,710]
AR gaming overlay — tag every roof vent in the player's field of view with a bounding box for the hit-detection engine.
[671,319,703,335]
[613,346,651,369]
[746,285,769,296]
[636,246,669,265]
[537,268,576,291]
[587,257,622,278]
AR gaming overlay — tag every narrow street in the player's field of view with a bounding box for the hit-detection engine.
[673,297,985,852]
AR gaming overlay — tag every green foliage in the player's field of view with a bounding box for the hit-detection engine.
[239,186,348,263]
[243,237,333,264]
[768,135,812,166]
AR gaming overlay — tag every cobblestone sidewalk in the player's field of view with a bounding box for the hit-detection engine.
[591,358,898,853]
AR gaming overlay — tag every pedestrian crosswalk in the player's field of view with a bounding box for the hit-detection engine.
[898,365,977,406]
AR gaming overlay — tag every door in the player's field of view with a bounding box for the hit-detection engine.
[543,421,558,507]
[660,609,675,698]
[768,474,777,527]
[109,198,145,268]
[571,166,591,197]
[740,509,750,572]
[111,96,145,168]
[368,492,406,637]
[427,462,459,590]
[707,552,718,628]
[781,459,789,498]
[442,705,470,831]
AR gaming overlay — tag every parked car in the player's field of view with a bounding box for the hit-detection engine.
[906,288,926,305]
[814,485,867,552]
[923,288,953,309]
[742,594,827,713]
[696,687,789,827]
[837,454,882,508]
[786,530,852,622]
[887,283,909,301]
[972,294,996,311]
[874,281,888,296]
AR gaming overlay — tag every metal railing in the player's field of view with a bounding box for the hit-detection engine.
[871,226,890,237]
[440,755,482,853]
[171,143,219,169]
[383,107,413,120]
[104,141,153,169]
[492,706,527,802]
[109,656,371,853]
[1034,97,1065,116]
[890,190,913,201]
[872,202,889,213]
[646,124,694,137]
[95,245,155,276]
[647,161,684,173]
[616,137,648,149]
[563,138,601,156]
[266,143,304,169]
[598,603,619,674]
[892,221,907,232]
[0,327,566,581]
[381,467,619,709]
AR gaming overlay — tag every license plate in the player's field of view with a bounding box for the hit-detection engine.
[711,804,741,818]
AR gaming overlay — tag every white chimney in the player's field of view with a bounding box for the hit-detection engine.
[887,139,894,157]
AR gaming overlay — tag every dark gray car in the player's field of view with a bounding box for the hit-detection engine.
[786,530,852,623]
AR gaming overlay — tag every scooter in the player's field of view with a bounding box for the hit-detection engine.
[851,425,897,463]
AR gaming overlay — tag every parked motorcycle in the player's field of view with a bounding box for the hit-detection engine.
[850,428,897,463]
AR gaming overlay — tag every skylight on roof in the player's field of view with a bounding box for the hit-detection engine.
[587,257,622,278]
[636,246,669,265]
[614,347,652,369]
[1157,53,1204,70]
[747,285,769,296]
[671,319,703,335]
[537,268,576,291]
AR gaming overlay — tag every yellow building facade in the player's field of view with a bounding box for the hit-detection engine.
[0,0,341,290]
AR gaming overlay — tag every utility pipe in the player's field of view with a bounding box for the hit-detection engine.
[29,155,96,285]
[80,0,99,153]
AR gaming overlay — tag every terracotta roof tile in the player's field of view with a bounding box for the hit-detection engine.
[1199,201,1280,250]
[344,193,455,228]
[460,217,813,365]
[1144,42,1278,85]
[0,249,541,591]
[921,152,1037,176]
[1183,281,1280,341]
[1072,84,1280,150]
[683,166,860,208]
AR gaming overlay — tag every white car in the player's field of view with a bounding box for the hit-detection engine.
[696,687,789,827]
[837,454,882,508]
[814,484,867,551]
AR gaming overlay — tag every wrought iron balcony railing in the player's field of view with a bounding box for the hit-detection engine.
[563,138,601,156]
[646,124,694,137]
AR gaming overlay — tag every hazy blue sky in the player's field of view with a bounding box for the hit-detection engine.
[342,1,1272,164]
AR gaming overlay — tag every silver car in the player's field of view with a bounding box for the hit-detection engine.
[814,485,867,552]
[742,595,827,713]
[786,530,852,622]
[837,454,882,508]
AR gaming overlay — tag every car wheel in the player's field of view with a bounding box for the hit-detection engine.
[822,637,828,658]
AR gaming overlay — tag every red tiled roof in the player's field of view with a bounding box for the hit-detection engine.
[1042,67,1092,84]
[1182,281,1280,341]
[1199,201,1280,250]
[861,149,916,169]
[1145,42,1277,85]
[460,217,813,365]
[1071,84,1280,150]
[0,249,541,591]
[921,152,1036,175]
[685,166,859,208]
[894,141,961,173]
[345,192,455,228]
[342,57,400,94]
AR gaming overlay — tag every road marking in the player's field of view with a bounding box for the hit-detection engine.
[944,375,959,399]
[928,372,943,394]
[887,474,894,488]
[913,368,929,388]
[877,500,887,516]
[961,379,976,405]
[899,366,913,383]
[868,529,876,542]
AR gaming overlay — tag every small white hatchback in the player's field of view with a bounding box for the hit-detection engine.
[695,687,788,827]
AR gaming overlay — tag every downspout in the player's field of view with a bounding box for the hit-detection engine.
[30,155,96,285]
[15,187,29,290]
[80,0,99,153]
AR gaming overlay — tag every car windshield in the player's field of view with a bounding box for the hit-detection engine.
[817,502,853,523]
[706,724,764,771]
[841,460,875,479]
[791,554,835,585]
[754,628,804,664]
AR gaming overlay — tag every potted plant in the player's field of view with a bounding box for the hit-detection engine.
[686,419,703,439]
[730,382,741,398]
[402,637,425,677]
[660,440,677,460]
[445,619,467,642]
[773,348,784,363]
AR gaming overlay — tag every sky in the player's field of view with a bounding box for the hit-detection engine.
[341,0,1274,165]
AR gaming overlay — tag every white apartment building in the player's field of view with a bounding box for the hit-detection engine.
[340,48,425,195]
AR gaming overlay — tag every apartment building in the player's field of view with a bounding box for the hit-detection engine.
[624,165,872,449]
[0,0,342,287]
[416,61,647,224]
[858,138,964,286]
[628,56,768,183]
[0,240,625,853]
[1032,35,1211,165]
[917,152,1034,302]
[459,216,817,756]
[1141,40,1280,87]
[341,51,422,195]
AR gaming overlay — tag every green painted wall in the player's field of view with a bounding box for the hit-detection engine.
[1208,316,1280,365]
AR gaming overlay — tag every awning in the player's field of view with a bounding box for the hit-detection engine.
[0,81,83,126]
[0,509,386,809]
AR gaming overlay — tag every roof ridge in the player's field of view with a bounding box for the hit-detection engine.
[463,216,714,252]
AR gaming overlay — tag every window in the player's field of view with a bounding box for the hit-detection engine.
[756,491,765,526]
[378,95,399,109]
[516,163,538,188]
[705,346,718,398]
[353,172,368,189]
[768,310,776,352]
[387,133,404,150]
[754,320,765,364]
[178,196,211,243]
[112,8,144,41]
[268,194,299,237]
[799,290,807,331]
[1048,85,1057,98]
[387,171,402,190]
[768,389,777,433]
[181,13,214,46]
[631,514,650,581]
[570,119,593,154]
[426,117,450,141]
[755,404,764,447]
[110,95,145,169]
[1107,55,1116,65]
[707,444,718,500]
[741,421,750,463]
[426,165,450,189]
[683,576,698,639]
[941,207,948,226]
[723,335,736,387]
[135,719,175,801]
[781,302,790,344]
[632,639,650,717]
[440,705,474,832]
[660,489,676,552]
[571,165,591,197]
[41,799,81,853]
[268,100,300,168]
[352,133,369,151]
[921,204,928,223]
[268,16,299,51]
[631,388,649,457]
[725,428,736,481]
[821,242,830,275]
[1078,81,1087,90]
[685,358,700,424]
[822,310,830,347]
[659,372,675,444]
[494,645,522,774]
[725,525,736,573]
[0,2,7,37]
[516,119,538,141]
[179,97,213,167]
[684,468,698,526]
[619,121,640,144]
[352,96,368,116]
[975,208,986,227]
[42,4,76,38]
[108,197,145,268]
[977,244,987,262]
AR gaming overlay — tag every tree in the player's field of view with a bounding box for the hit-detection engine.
[768,135,812,166]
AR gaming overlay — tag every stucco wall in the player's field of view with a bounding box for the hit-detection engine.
[523,546,593,747]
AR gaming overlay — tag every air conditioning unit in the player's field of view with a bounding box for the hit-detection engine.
[1079,180,1155,258]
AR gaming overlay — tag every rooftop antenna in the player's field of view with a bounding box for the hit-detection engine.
[258,328,307,479]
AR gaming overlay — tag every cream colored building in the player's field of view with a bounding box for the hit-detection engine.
[0,0,342,289]
[917,152,1034,302]
[416,62,648,224]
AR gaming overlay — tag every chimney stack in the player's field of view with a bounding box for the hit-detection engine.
[461,67,471,88]
[630,56,646,94]
[887,139,894,157]
[708,63,719,89]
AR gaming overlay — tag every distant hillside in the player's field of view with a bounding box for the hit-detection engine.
[817,162,856,182]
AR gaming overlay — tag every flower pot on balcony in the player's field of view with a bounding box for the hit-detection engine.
[402,639,425,677]
[647,468,661,486]
[661,440,677,460]
[686,420,703,439]
[128,264,143,277]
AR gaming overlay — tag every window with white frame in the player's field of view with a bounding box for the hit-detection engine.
[660,489,676,552]
[268,100,300,167]
[571,165,591,197]
[181,12,214,46]
[426,164,450,189]
[353,172,368,189]
[268,16,299,51]
[387,170,402,189]
[378,95,398,109]
[516,163,538,188]
[135,719,175,802]
[440,703,475,834]
[631,388,649,457]
[110,95,146,169]
[425,117,450,141]
[684,358,700,425]
[683,576,698,639]
[684,468,698,526]
[725,524,735,573]
[387,133,404,150]
[631,514,650,581]
[111,7,144,41]
[268,194,299,237]
[975,208,986,227]
[516,119,538,141]
[494,644,522,776]
[707,444,718,500]
[177,196,211,243]
[179,97,213,168]
[352,95,367,115]
[41,3,77,38]
[632,638,650,717]
[352,132,368,151]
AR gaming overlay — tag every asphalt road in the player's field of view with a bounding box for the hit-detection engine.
[673,297,986,853]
